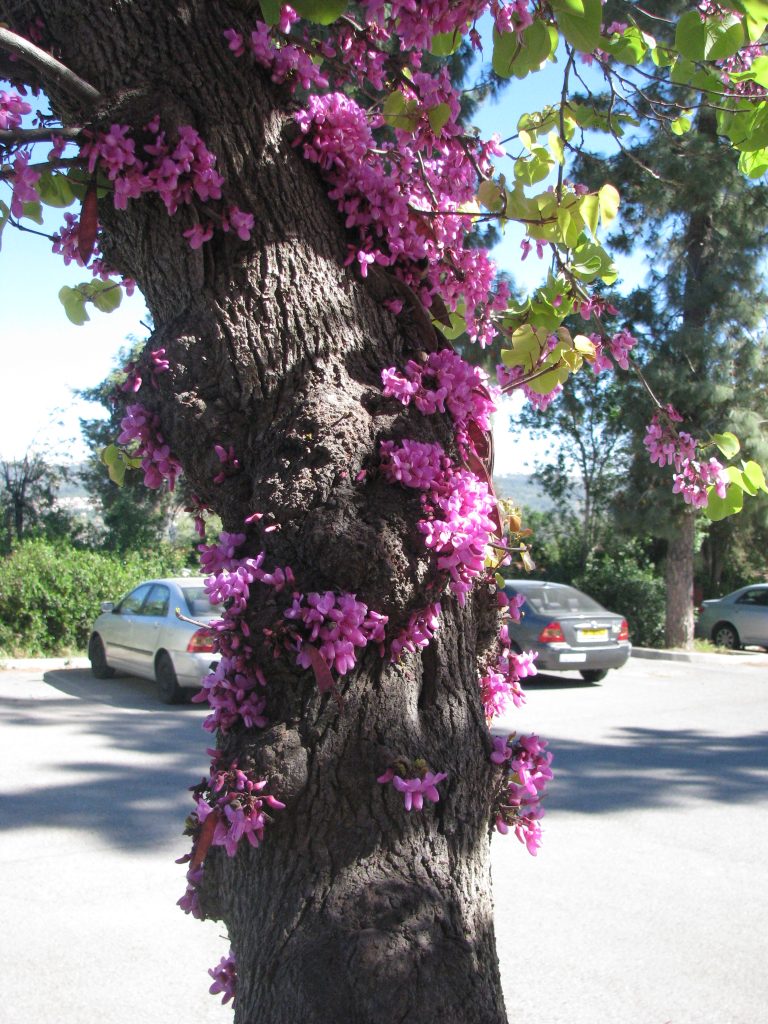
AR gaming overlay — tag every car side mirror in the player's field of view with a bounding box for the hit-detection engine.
[101,601,115,613]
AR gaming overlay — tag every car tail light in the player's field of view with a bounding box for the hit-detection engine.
[538,621,565,643]
[187,628,216,653]
[618,619,630,641]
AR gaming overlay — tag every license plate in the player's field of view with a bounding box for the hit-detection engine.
[578,628,608,642]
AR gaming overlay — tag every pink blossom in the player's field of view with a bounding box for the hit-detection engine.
[378,767,448,811]
[208,949,237,1006]
[183,222,214,249]
[0,89,31,130]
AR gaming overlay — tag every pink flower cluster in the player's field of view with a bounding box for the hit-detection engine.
[496,333,563,412]
[378,765,448,811]
[195,771,285,858]
[294,88,507,344]
[380,439,498,604]
[644,410,729,508]
[117,402,182,490]
[491,733,553,855]
[74,118,253,249]
[283,590,388,676]
[177,758,284,917]
[50,211,136,293]
[208,949,237,1007]
[0,89,31,130]
[213,443,241,485]
[195,546,290,732]
[479,621,537,719]
[224,21,330,92]
[9,150,40,218]
[381,349,498,454]
[389,602,442,662]
[120,347,169,393]
[589,328,637,374]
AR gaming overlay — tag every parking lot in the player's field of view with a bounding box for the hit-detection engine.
[1,652,766,1024]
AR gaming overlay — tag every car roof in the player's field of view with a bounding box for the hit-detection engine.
[504,579,575,591]
[132,577,207,587]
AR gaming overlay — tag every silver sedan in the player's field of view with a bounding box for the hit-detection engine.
[696,583,768,650]
[88,576,219,703]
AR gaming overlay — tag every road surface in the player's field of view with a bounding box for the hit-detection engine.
[1,653,766,1023]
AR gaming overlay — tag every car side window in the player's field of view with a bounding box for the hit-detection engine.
[117,584,152,615]
[736,589,768,606]
[143,584,170,617]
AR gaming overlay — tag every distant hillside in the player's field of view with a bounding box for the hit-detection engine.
[492,473,551,511]
[56,461,552,513]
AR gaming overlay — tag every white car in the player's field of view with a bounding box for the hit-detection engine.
[88,577,219,703]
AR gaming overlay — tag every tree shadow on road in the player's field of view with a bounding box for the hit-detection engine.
[0,668,209,852]
[540,725,768,814]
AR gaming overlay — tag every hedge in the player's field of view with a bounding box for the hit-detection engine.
[0,539,191,656]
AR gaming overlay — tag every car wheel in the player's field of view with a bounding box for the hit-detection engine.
[156,651,183,704]
[580,669,608,683]
[711,622,740,650]
[88,634,115,679]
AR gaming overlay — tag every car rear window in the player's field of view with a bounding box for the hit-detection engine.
[180,586,217,617]
[513,585,604,615]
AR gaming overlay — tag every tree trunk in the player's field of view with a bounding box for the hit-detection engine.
[664,507,695,648]
[0,4,510,1021]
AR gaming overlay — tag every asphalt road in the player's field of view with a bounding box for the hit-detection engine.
[1,653,766,1024]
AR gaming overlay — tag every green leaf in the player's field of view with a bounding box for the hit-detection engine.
[88,280,123,314]
[707,17,747,60]
[551,0,602,53]
[427,102,452,136]
[548,130,565,165]
[704,483,744,521]
[382,90,420,132]
[100,444,141,486]
[58,285,90,326]
[738,147,768,178]
[526,360,570,395]
[579,193,599,238]
[477,179,505,212]
[21,201,43,224]
[492,19,552,79]
[258,0,282,24]
[0,200,9,252]
[741,0,768,22]
[491,26,521,78]
[712,432,741,460]
[513,148,553,186]
[437,311,468,341]
[501,324,550,370]
[742,460,768,493]
[291,0,347,25]
[675,10,708,59]
[598,183,620,227]
[429,29,462,56]
[603,25,654,66]
[36,168,76,208]
[670,115,693,136]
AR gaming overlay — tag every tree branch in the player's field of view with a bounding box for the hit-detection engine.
[0,26,102,106]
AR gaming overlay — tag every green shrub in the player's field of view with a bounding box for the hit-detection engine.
[0,539,190,656]
[574,544,666,649]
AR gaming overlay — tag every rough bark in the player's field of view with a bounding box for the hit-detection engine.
[664,506,695,649]
[0,3,510,1021]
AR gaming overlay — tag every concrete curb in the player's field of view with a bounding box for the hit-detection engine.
[0,656,90,672]
[632,646,768,665]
